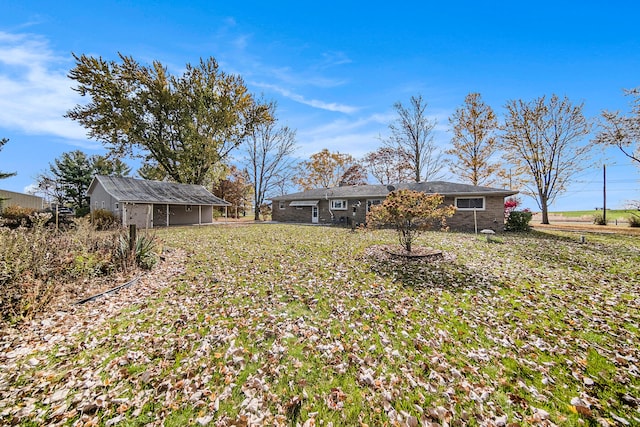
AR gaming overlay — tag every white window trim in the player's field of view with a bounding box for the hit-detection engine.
[279,201,285,210]
[330,199,348,210]
[185,205,193,212]
[455,196,485,211]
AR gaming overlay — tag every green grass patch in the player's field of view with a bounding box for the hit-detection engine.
[1,224,639,425]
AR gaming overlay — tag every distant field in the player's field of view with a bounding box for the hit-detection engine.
[549,209,639,220]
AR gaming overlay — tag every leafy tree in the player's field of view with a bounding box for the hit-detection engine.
[66,54,269,185]
[91,156,131,176]
[366,189,455,252]
[386,95,444,182]
[595,87,640,168]
[37,152,130,215]
[340,163,368,186]
[500,94,592,224]
[447,93,502,186]
[211,166,253,218]
[363,146,413,185]
[243,101,297,220]
[0,138,16,180]
[294,149,360,190]
[48,150,94,215]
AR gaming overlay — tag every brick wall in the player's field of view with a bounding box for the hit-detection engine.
[445,196,505,232]
[273,195,506,231]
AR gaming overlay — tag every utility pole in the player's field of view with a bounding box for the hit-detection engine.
[603,164,607,224]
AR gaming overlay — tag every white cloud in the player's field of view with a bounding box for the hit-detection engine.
[0,31,91,143]
[252,82,358,114]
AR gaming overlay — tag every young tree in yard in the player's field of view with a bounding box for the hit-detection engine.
[500,94,592,225]
[66,54,269,185]
[0,138,16,180]
[386,95,445,182]
[363,146,413,185]
[447,93,502,186]
[367,189,455,253]
[595,87,640,168]
[244,101,297,220]
[294,149,359,190]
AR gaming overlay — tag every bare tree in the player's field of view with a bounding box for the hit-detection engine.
[243,102,297,220]
[447,93,502,186]
[387,95,444,182]
[363,146,413,184]
[595,87,640,167]
[500,94,592,224]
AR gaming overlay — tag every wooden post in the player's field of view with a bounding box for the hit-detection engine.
[129,224,136,252]
[603,164,607,224]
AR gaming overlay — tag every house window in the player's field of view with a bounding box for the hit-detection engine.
[330,199,348,210]
[455,197,485,210]
[367,199,383,212]
[279,201,285,210]
[115,203,119,210]
[185,205,193,212]
[101,201,105,209]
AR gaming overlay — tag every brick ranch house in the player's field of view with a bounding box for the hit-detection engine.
[271,181,518,232]
[87,175,230,229]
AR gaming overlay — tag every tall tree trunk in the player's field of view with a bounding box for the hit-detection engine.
[540,194,550,224]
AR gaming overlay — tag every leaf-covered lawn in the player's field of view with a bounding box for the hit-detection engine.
[1,224,639,426]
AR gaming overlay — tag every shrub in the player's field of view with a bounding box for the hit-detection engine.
[505,210,533,232]
[91,209,120,230]
[0,215,158,322]
[628,213,640,228]
[0,206,37,228]
[366,190,455,252]
[593,212,607,225]
[115,232,159,271]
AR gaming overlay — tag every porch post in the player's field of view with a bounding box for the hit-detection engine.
[199,205,202,225]
[166,204,169,227]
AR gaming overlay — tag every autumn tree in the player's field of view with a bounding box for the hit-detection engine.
[243,101,297,220]
[386,95,444,182]
[211,166,253,218]
[500,94,592,224]
[595,87,640,168]
[66,54,269,185]
[363,146,413,184]
[340,163,368,186]
[447,93,502,186]
[0,138,16,180]
[366,189,455,252]
[294,149,361,190]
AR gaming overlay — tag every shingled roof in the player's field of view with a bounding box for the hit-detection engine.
[271,181,517,201]
[88,175,230,206]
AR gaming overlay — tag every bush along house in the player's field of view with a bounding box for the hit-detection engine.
[270,181,518,232]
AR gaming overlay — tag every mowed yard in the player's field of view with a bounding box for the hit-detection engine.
[1,224,639,426]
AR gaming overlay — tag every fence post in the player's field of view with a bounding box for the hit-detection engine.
[129,224,136,252]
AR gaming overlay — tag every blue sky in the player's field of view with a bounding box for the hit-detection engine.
[1,1,639,211]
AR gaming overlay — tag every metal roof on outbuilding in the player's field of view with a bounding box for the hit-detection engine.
[88,175,231,206]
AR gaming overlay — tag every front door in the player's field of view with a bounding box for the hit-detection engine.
[312,206,319,223]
